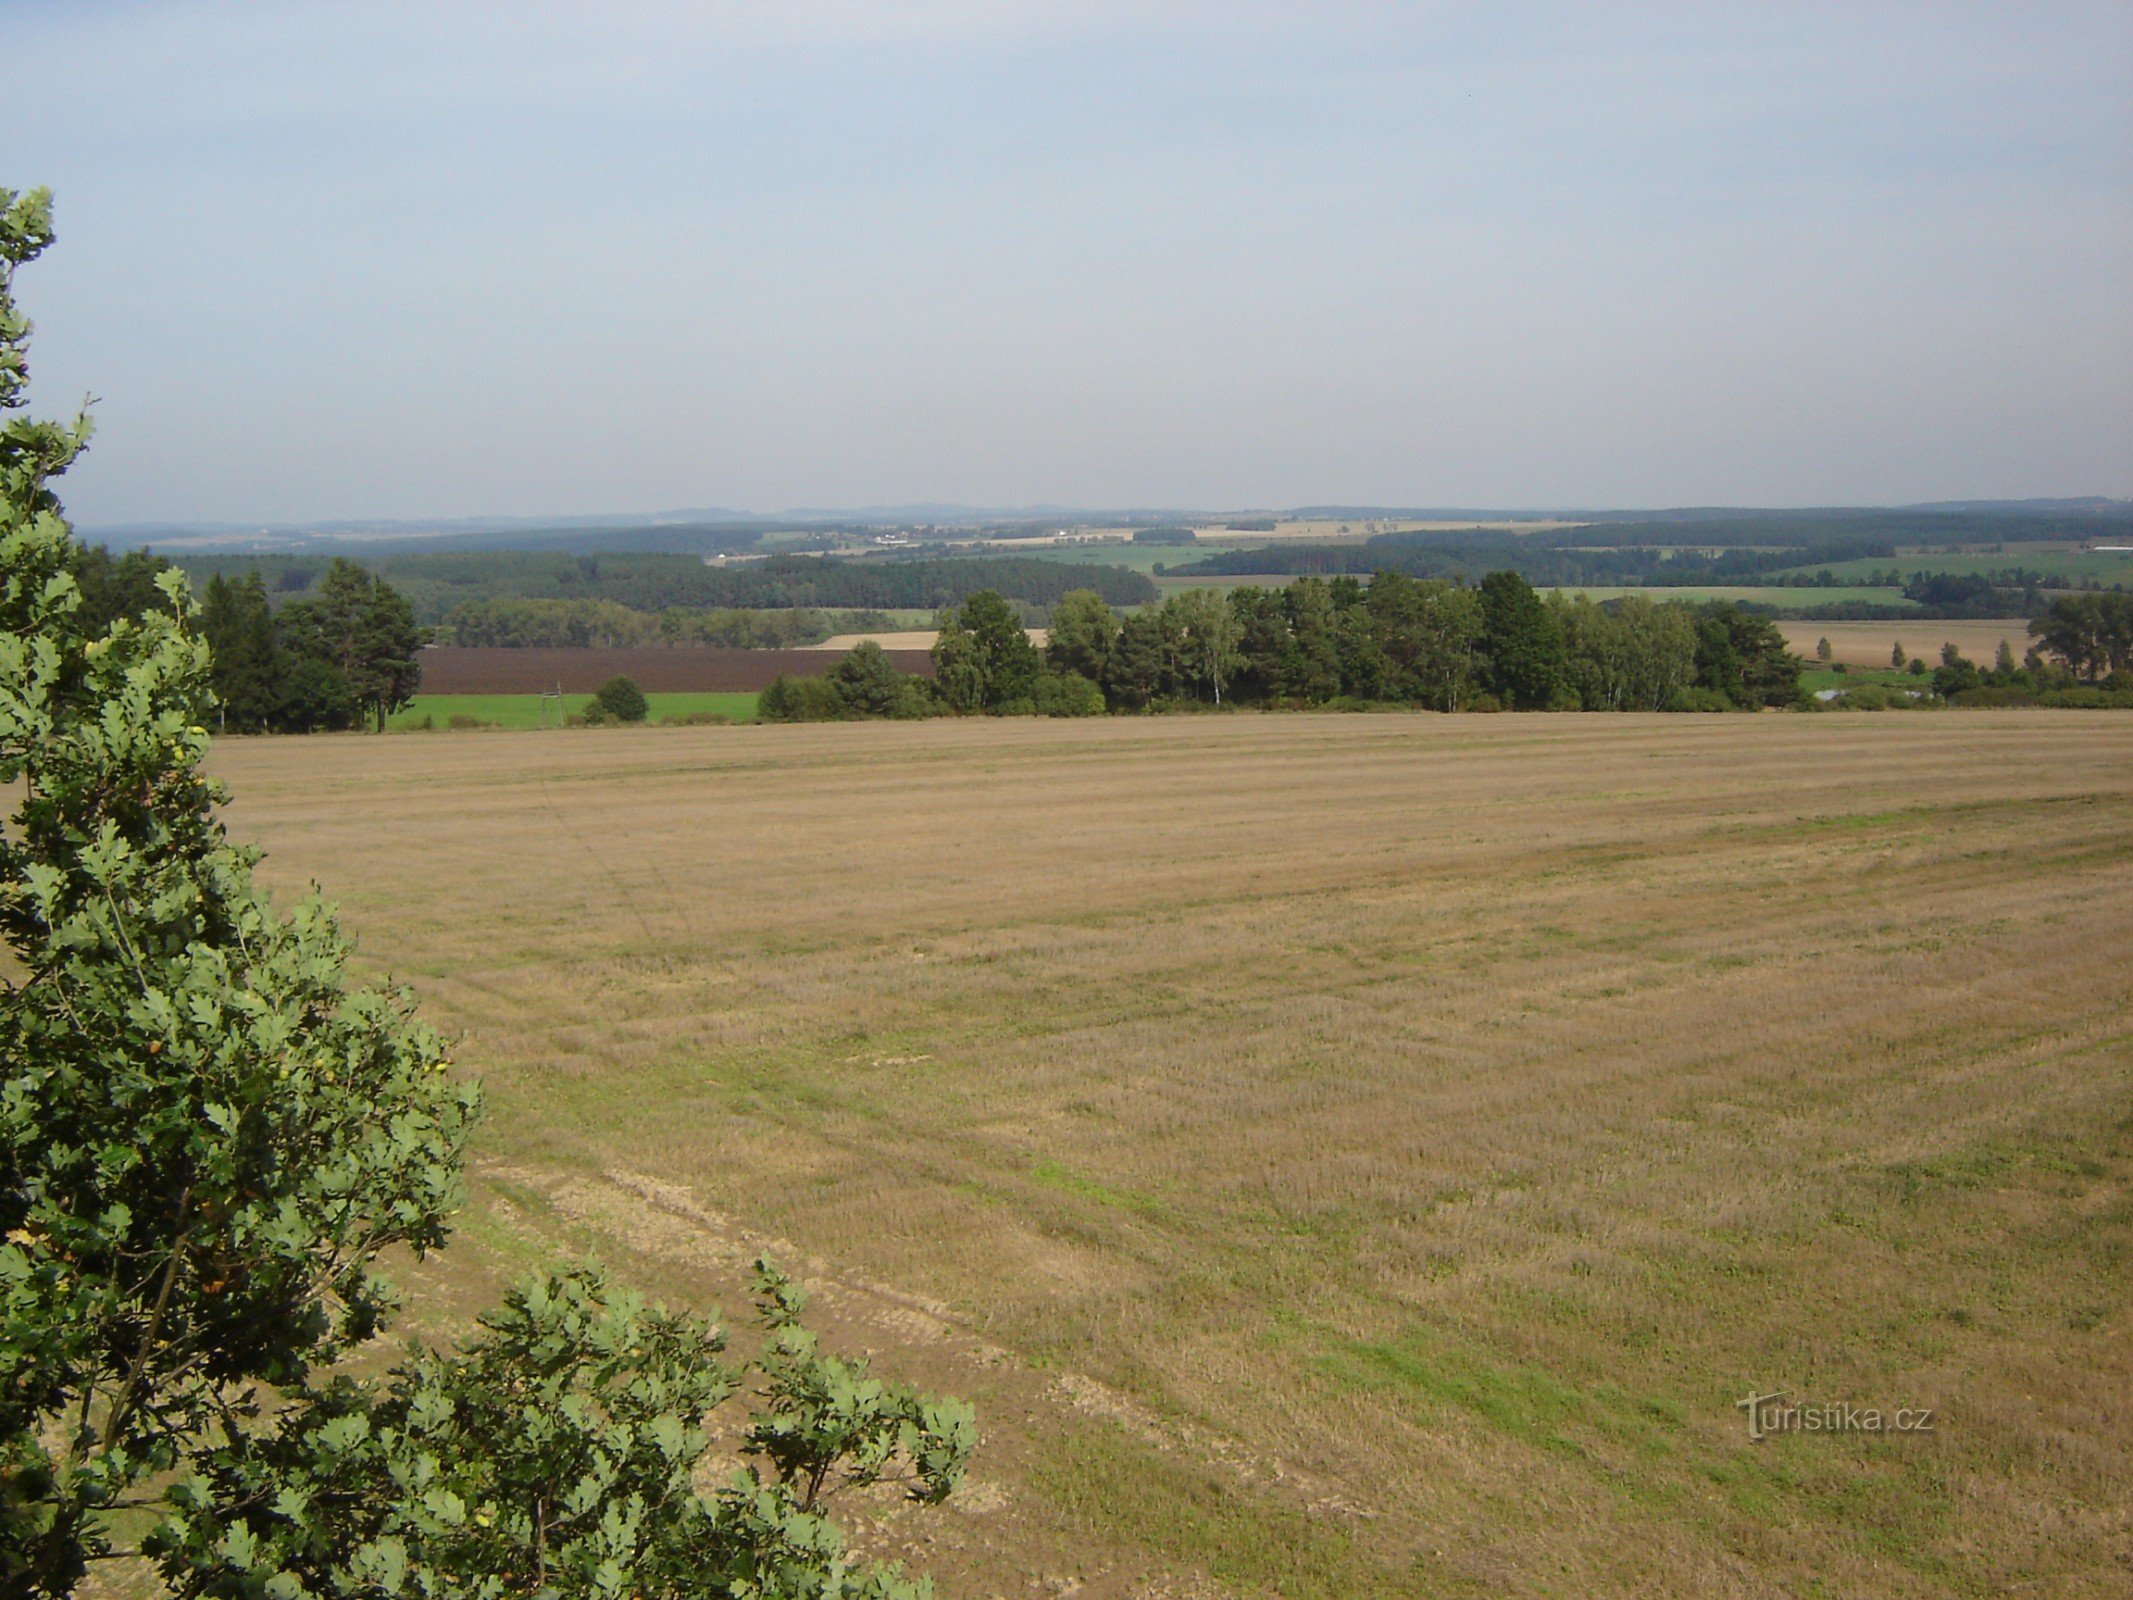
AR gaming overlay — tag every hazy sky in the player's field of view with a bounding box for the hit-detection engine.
[6,2,2131,525]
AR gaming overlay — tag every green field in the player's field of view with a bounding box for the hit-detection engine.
[1134,576,1928,606]
[1767,545,2133,586]
[388,692,759,730]
[1017,542,1255,574]
[1800,667,1919,693]
[1541,584,1920,608]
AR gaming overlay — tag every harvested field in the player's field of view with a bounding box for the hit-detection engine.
[208,713,2133,1599]
[808,629,952,652]
[810,628,1049,652]
[1777,619,2033,668]
[416,644,935,693]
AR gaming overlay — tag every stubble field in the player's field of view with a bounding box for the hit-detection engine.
[208,712,2133,1599]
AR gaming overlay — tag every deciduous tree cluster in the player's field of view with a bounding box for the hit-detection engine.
[761,576,1804,722]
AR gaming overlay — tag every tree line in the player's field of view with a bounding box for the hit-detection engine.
[177,547,1158,620]
[435,595,850,648]
[760,573,1805,721]
[1165,533,1894,589]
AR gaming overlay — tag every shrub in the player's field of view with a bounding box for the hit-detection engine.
[1949,686,2040,709]
[1666,686,1736,712]
[827,640,912,717]
[1032,670,1106,717]
[446,712,491,729]
[758,674,850,722]
[593,673,648,723]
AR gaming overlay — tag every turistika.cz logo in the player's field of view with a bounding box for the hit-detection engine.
[1736,1391,1936,1441]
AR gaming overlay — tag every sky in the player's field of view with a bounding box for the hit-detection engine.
[5,1,2131,526]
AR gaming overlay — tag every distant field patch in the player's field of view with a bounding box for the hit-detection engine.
[388,692,759,730]
[1542,584,1920,608]
[1777,619,2030,668]
[1020,544,1253,573]
[1768,546,2133,587]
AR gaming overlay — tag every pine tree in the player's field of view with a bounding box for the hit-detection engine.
[197,570,285,731]
[278,559,424,731]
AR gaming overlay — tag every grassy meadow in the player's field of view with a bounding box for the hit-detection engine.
[1766,546,2133,588]
[387,691,759,729]
[206,714,2132,1599]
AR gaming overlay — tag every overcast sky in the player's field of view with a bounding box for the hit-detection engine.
[6,2,2130,526]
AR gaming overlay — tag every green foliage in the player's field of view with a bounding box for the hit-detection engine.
[150,1263,971,1600]
[930,591,1040,712]
[1691,605,1802,707]
[1552,594,1699,712]
[92,556,420,736]
[0,188,91,505]
[439,597,833,649]
[757,675,851,723]
[826,641,927,718]
[1931,650,1983,699]
[1045,589,1118,684]
[197,572,288,731]
[1031,671,1105,717]
[0,197,478,1590]
[276,560,425,733]
[69,545,177,635]
[1665,686,1737,713]
[2029,593,2133,681]
[592,674,649,724]
[1478,571,1570,710]
[1164,589,1243,706]
[1103,608,1174,710]
[385,694,758,732]
[182,550,1156,623]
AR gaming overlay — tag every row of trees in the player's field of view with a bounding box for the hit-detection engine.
[182,548,1158,621]
[1086,574,1799,712]
[198,561,424,731]
[761,576,1803,722]
[4,183,971,1598]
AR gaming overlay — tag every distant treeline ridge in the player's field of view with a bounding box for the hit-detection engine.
[174,550,1156,622]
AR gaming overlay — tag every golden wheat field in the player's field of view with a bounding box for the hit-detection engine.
[1774,620,2033,669]
[205,712,2133,1599]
